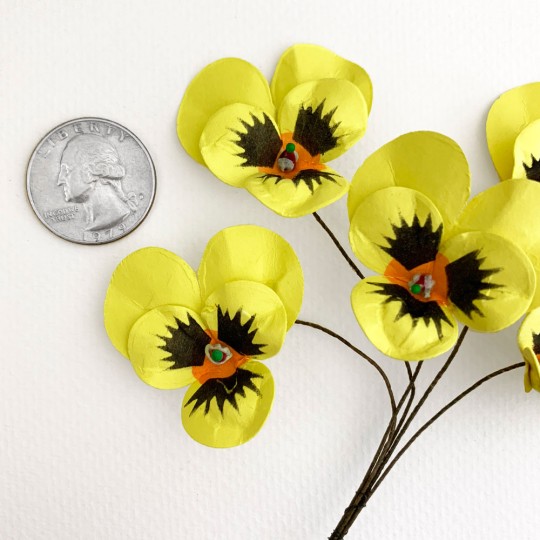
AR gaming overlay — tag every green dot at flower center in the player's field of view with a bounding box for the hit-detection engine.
[210,349,224,362]
[410,283,422,294]
[285,142,296,153]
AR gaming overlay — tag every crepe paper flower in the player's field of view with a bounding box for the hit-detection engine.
[486,83,540,181]
[518,308,540,393]
[103,225,303,448]
[348,131,470,229]
[455,179,540,309]
[347,186,535,360]
[176,44,372,217]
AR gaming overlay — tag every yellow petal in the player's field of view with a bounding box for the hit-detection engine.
[271,44,373,113]
[277,79,368,162]
[439,232,535,332]
[200,103,282,187]
[518,307,540,352]
[512,119,540,180]
[521,348,540,393]
[349,186,444,274]
[104,248,201,358]
[245,164,349,218]
[351,277,458,361]
[177,58,274,164]
[348,131,470,228]
[198,225,303,328]
[455,179,540,308]
[181,360,274,448]
[517,307,540,393]
[201,281,288,360]
[127,305,208,389]
[486,82,540,180]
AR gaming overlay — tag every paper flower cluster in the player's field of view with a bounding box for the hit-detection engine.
[104,50,540,455]
[104,225,303,447]
[176,44,372,217]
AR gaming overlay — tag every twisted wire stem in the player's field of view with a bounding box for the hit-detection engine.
[330,327,468,539]
[309,211,522,539]
[330,333,523,539]
[330,361,423,540]
[367,361,524,499]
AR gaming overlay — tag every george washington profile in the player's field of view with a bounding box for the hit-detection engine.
[57,134,138,231]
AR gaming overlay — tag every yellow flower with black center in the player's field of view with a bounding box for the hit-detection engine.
[518,308,540,393]
[176,44,372,217]
[104,225,303,447]
[347,132,535,361]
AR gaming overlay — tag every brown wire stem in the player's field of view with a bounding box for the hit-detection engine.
[395,362,422,438]
[358,362,422,496]
[330,327,469,539]
[378,327,469,468]
[367,361,525,499]
[312,212,365,280]
[294,319,395,412]
[328,362,422,540]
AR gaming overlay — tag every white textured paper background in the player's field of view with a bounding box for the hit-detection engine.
[1,1,539,538]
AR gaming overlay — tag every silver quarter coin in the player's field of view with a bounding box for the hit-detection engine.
[27,117,156,244]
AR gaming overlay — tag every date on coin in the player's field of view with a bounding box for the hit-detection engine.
[26,117,156,244]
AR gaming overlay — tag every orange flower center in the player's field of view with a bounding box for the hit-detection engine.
[192,330,249,384]
[384,253,450,305]
[258,132,324,180]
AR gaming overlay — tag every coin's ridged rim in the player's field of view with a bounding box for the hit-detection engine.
[26,117,157,245]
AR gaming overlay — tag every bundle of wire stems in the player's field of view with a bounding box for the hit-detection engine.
[295,213,524,539]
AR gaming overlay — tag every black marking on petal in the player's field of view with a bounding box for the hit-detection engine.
[380,214,443,270]
[231,113,282,168]
[158,314,210,370]
[293,100,340,156]
[523,154,540,182]
[371,283,453,340]
[291,169,338,193]
[217,306,265,356]
[445,250,502,318]
[185,368,263,416]
[532,332,540,355]
[260,169,338,193]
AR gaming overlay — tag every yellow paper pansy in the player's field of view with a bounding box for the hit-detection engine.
[518,308,540,393]
[486,83,540,181]
[348,186,535,360]
[347,131,536,359]
[177,44,372,217]
[104,225,303,448]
